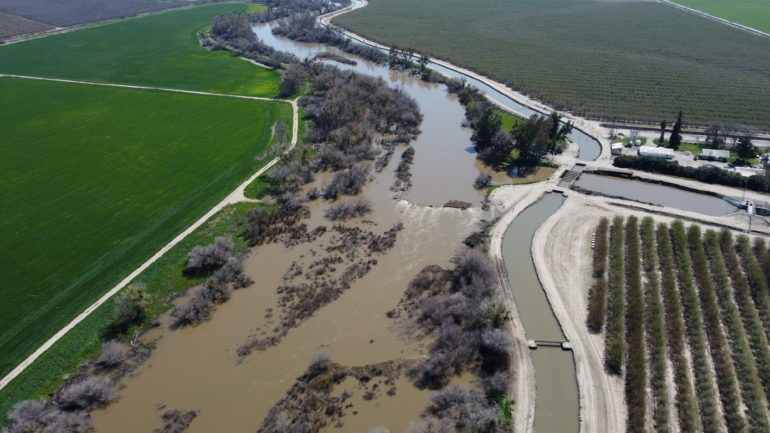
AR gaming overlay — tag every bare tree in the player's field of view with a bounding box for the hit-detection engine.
[95,341,126,370]
[57,378,117,411]
[184,237,234,277]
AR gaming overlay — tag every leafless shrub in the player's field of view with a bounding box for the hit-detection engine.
[450,248,496,298]
[369,427,391,433]
[57,378,117,411]
[183,237,234,277]
[306,187,320,201]
[308,352,333,378]
[426,386,506,433]
[3,399,47,433]
[40,410,93,433]
[155,408,198,433]
[481,370,511,398]
[95,341,126,370]
[408,417,457,433]
[210,256,253,289]
[445,78,466,93]
[243,205,310,247]
[3,399,96,433]
[322,166,369,200]
[171,290,215,329]
[473,173,492,190]
[324,198,373,221]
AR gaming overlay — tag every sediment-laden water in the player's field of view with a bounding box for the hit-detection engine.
[502,193,579,433]
[92,9,602,432]
[575,173,735,216]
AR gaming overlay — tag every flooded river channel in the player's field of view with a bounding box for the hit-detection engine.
[92,7,603,432]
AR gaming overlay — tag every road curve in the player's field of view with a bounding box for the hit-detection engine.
[0,76,298,393]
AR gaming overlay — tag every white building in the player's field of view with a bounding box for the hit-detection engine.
[700,148,729,162]
[611,142,624,155]
[638,145,674,159]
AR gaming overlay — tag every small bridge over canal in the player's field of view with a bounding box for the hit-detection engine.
[558,163,586,188]
[528,340,572,351]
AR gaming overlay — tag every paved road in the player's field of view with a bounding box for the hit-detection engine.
[0,74,298,392]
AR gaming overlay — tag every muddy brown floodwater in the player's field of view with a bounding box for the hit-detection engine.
[252,22,486,207]
[93,150,486,433]
[91,28,492,429]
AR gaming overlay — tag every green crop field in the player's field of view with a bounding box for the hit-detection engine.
[0,3,280,97]
[0,76,290,380]
[672,0,770,33]
[336,0,770,130]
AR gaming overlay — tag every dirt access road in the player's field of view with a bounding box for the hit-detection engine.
[0,74,298,392]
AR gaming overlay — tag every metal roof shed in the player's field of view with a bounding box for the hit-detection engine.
[638,146,674,159]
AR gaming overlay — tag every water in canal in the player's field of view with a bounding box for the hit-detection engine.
[575,173,735,216]
[502,193,579,433]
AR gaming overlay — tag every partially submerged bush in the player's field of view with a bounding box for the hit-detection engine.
[424,385,508,433]
[324,198,372,221]
[95,341,126,370]
[405,249,510,391]
[473,173,492,190]
[183,237,234,277]
[57,378,117,411]
[172,290,215,329]
[157,408,198,433]
[322,166,369,200]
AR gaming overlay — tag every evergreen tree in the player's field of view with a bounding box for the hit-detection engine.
[669,111,682,150]
[659,119,667,143]
[475,108,501,152]
[736,134,755,165]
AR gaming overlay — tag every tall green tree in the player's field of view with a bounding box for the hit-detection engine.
[659,120,667,143]
[736,134,755,165]
[669,111,683,150]
[475,108,501,152]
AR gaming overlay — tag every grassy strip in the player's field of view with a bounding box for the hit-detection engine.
[737,236,770,341]
[704,230,770,433]
[604,216,626,375]
[586,217,609,333]
[624,216,648,433]
[640,217,671,433]
[657,224,700,433]
[687,225,747,433]
[719,231,770,407]
[670,221,721,433]
[0,202,257,424]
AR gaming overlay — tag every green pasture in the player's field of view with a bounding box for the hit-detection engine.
[0,3,280,97]
[336,0,770,130]
[672,0,770,33]
[0,77,290,381]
